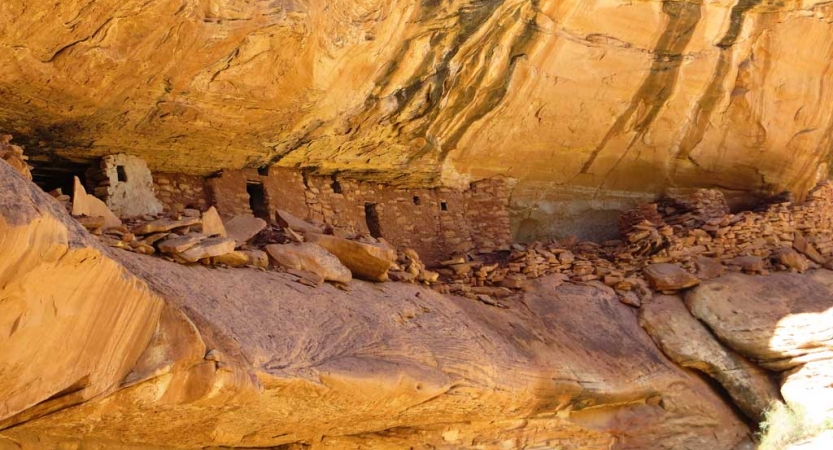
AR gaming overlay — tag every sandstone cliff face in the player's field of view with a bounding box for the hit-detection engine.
[2,0,833,238]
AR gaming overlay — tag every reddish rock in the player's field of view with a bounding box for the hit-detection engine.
[643,263,700,292]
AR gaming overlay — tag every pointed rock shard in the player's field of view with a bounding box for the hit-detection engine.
[643,263,700,292]
[72,176,89,217]
[304,233,395,282]
[72,176,122,228]
[224,216,266,247]
[200,207,226,237]
[177,237,236,263]
[265,243,352,284]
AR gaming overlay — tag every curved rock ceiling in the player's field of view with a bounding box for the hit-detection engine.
[1,0,833,237]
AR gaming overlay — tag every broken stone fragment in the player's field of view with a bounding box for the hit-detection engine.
[643,263,700,292]
[76,216,106,230]
[177,237,236,263]
[200,207,226,237]
[72,177,122,228]
[224,216,267,247]
[157,234,206,254]
[275,209,324,235]
[694,257,725,280]
[304,233,395,282]
[241,250,269,268]
[211,251,250,267]
[794,232,826,265]
[724,256,765,274]
[132,216,201,235]
[771,247,809,273]
[265,243,352,284]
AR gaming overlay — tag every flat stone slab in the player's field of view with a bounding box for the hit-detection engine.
[132,217,201,235]
[157,234,206,254]
[177,237,236,263]
[224,216,266,247]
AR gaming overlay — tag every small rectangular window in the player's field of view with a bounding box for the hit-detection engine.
[117,166,128,182]
[441,201,448,211]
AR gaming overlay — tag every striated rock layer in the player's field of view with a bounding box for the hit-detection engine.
[0,156,754,449]
[2,0,833,238]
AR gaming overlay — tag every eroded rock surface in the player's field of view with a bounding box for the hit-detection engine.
[639,295,779,422]
[0,162,163,428]
[686,272,833,424]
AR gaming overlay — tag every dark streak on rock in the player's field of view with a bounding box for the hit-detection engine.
[579,0,703,175]
[675,0,762,162]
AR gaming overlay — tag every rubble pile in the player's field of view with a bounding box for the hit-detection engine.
[430,184,833,306]
[0,134,32,180]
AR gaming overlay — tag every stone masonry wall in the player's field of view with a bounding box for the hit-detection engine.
[200,168,512,265]
[153,173,209,213]
[206,169,259,219]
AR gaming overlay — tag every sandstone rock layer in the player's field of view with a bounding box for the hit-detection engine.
[2,0,833,238]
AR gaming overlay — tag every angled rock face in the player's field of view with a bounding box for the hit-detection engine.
[0,162,163,427]
[639,295,779,422]
[686,272,833,425]
[2,1,833,238]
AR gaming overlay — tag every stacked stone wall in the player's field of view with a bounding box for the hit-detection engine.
[153,173,209,213]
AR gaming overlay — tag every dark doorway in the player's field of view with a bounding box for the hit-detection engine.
[364,203,382,238]
[116,166,128,182]
[247,182,270,220]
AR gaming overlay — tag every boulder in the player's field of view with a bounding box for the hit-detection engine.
[200,207,227,237]
[305,233,396,282]
[724,256,765,273]
[177,238,236,263]
[639,295,780,422]
[224,216,267,247]
[643,263,700,292]
[265,243,352,284]
[695,256,725,279]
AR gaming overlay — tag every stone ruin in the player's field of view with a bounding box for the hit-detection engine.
[85,154,163,218]
[21,146,833,308]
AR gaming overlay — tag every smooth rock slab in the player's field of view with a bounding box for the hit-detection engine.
[224,216,267,247]
[265,243,352,284]
[177,237,236,263]
[132,216,201,235]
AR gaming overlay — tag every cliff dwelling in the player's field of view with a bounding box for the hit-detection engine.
[4,1,833,449]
